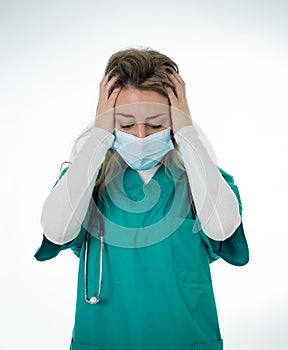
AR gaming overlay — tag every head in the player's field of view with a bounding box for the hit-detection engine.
[72,48,184,199]
[105,48,178,138]
[105,48,178,99]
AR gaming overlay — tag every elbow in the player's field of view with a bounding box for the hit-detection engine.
[222,214,242,241]
[40,208,80,245]
[40,215,67,245]
[215,219,250,267]
[40,202,71,245]
[40,191,73,244]
[202,213,242,242]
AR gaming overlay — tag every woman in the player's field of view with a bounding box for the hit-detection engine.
[35,48,249,350]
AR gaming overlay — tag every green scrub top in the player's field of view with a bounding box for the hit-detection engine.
[35,164,249,350]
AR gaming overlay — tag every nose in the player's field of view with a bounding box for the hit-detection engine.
[135,123,147,138]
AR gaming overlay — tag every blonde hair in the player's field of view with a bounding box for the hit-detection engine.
[105,47,179,98]
[71,48,184,201]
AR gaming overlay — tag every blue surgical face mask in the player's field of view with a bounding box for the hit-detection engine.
[112,128,174,170]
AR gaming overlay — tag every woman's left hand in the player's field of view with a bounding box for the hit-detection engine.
[165,71,192,133]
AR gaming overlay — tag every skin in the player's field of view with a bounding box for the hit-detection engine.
[114,90,171,138]
[94,70,192,135]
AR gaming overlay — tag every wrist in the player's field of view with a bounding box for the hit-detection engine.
[171,107,192,133]
[94,110,114,133]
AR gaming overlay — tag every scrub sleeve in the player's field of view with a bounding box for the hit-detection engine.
[35,167,86,261]
[203,167,249,266]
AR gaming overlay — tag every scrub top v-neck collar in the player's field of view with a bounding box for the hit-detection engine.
[137,164,161,185]
[122,164,174,201]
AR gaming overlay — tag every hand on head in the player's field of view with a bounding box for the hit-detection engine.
[94,67,192,135]
[94,74,121,133]
[165,70,193,133]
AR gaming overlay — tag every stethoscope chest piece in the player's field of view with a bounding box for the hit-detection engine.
[87,296,99,305]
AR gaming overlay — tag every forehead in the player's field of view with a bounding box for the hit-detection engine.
[115,87,169,106]
[114,88,170,123]
[115,102,170,121]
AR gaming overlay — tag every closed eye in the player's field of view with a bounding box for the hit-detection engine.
[120,124,135,129]
[146,124,163,129]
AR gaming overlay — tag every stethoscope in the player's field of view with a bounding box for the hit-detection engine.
[59,161,104,305]
[59,161,198,306]
[83,184,105,305]
[84,229,104,305]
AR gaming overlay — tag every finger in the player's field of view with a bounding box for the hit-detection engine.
[167,73,186,100]
[100,75,118,94]
[167,70,183,85]
[106,74,119,87]
[99,73,109,88]
[165,85,178,105]
[172,71,185,86]
[99,75,119,102]
[165,85,190,116]
[107,87,121,108]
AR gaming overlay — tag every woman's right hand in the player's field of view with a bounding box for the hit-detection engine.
[94,74,121,133]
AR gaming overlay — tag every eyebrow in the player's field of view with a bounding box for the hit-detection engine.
[115,113,166,120]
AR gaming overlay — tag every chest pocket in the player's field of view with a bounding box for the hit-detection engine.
[172,219,211,284]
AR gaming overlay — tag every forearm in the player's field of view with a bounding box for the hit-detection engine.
[40,127,114,244]
[174,125,241,241]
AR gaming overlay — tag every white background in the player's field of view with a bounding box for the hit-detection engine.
[1,0,287,349]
